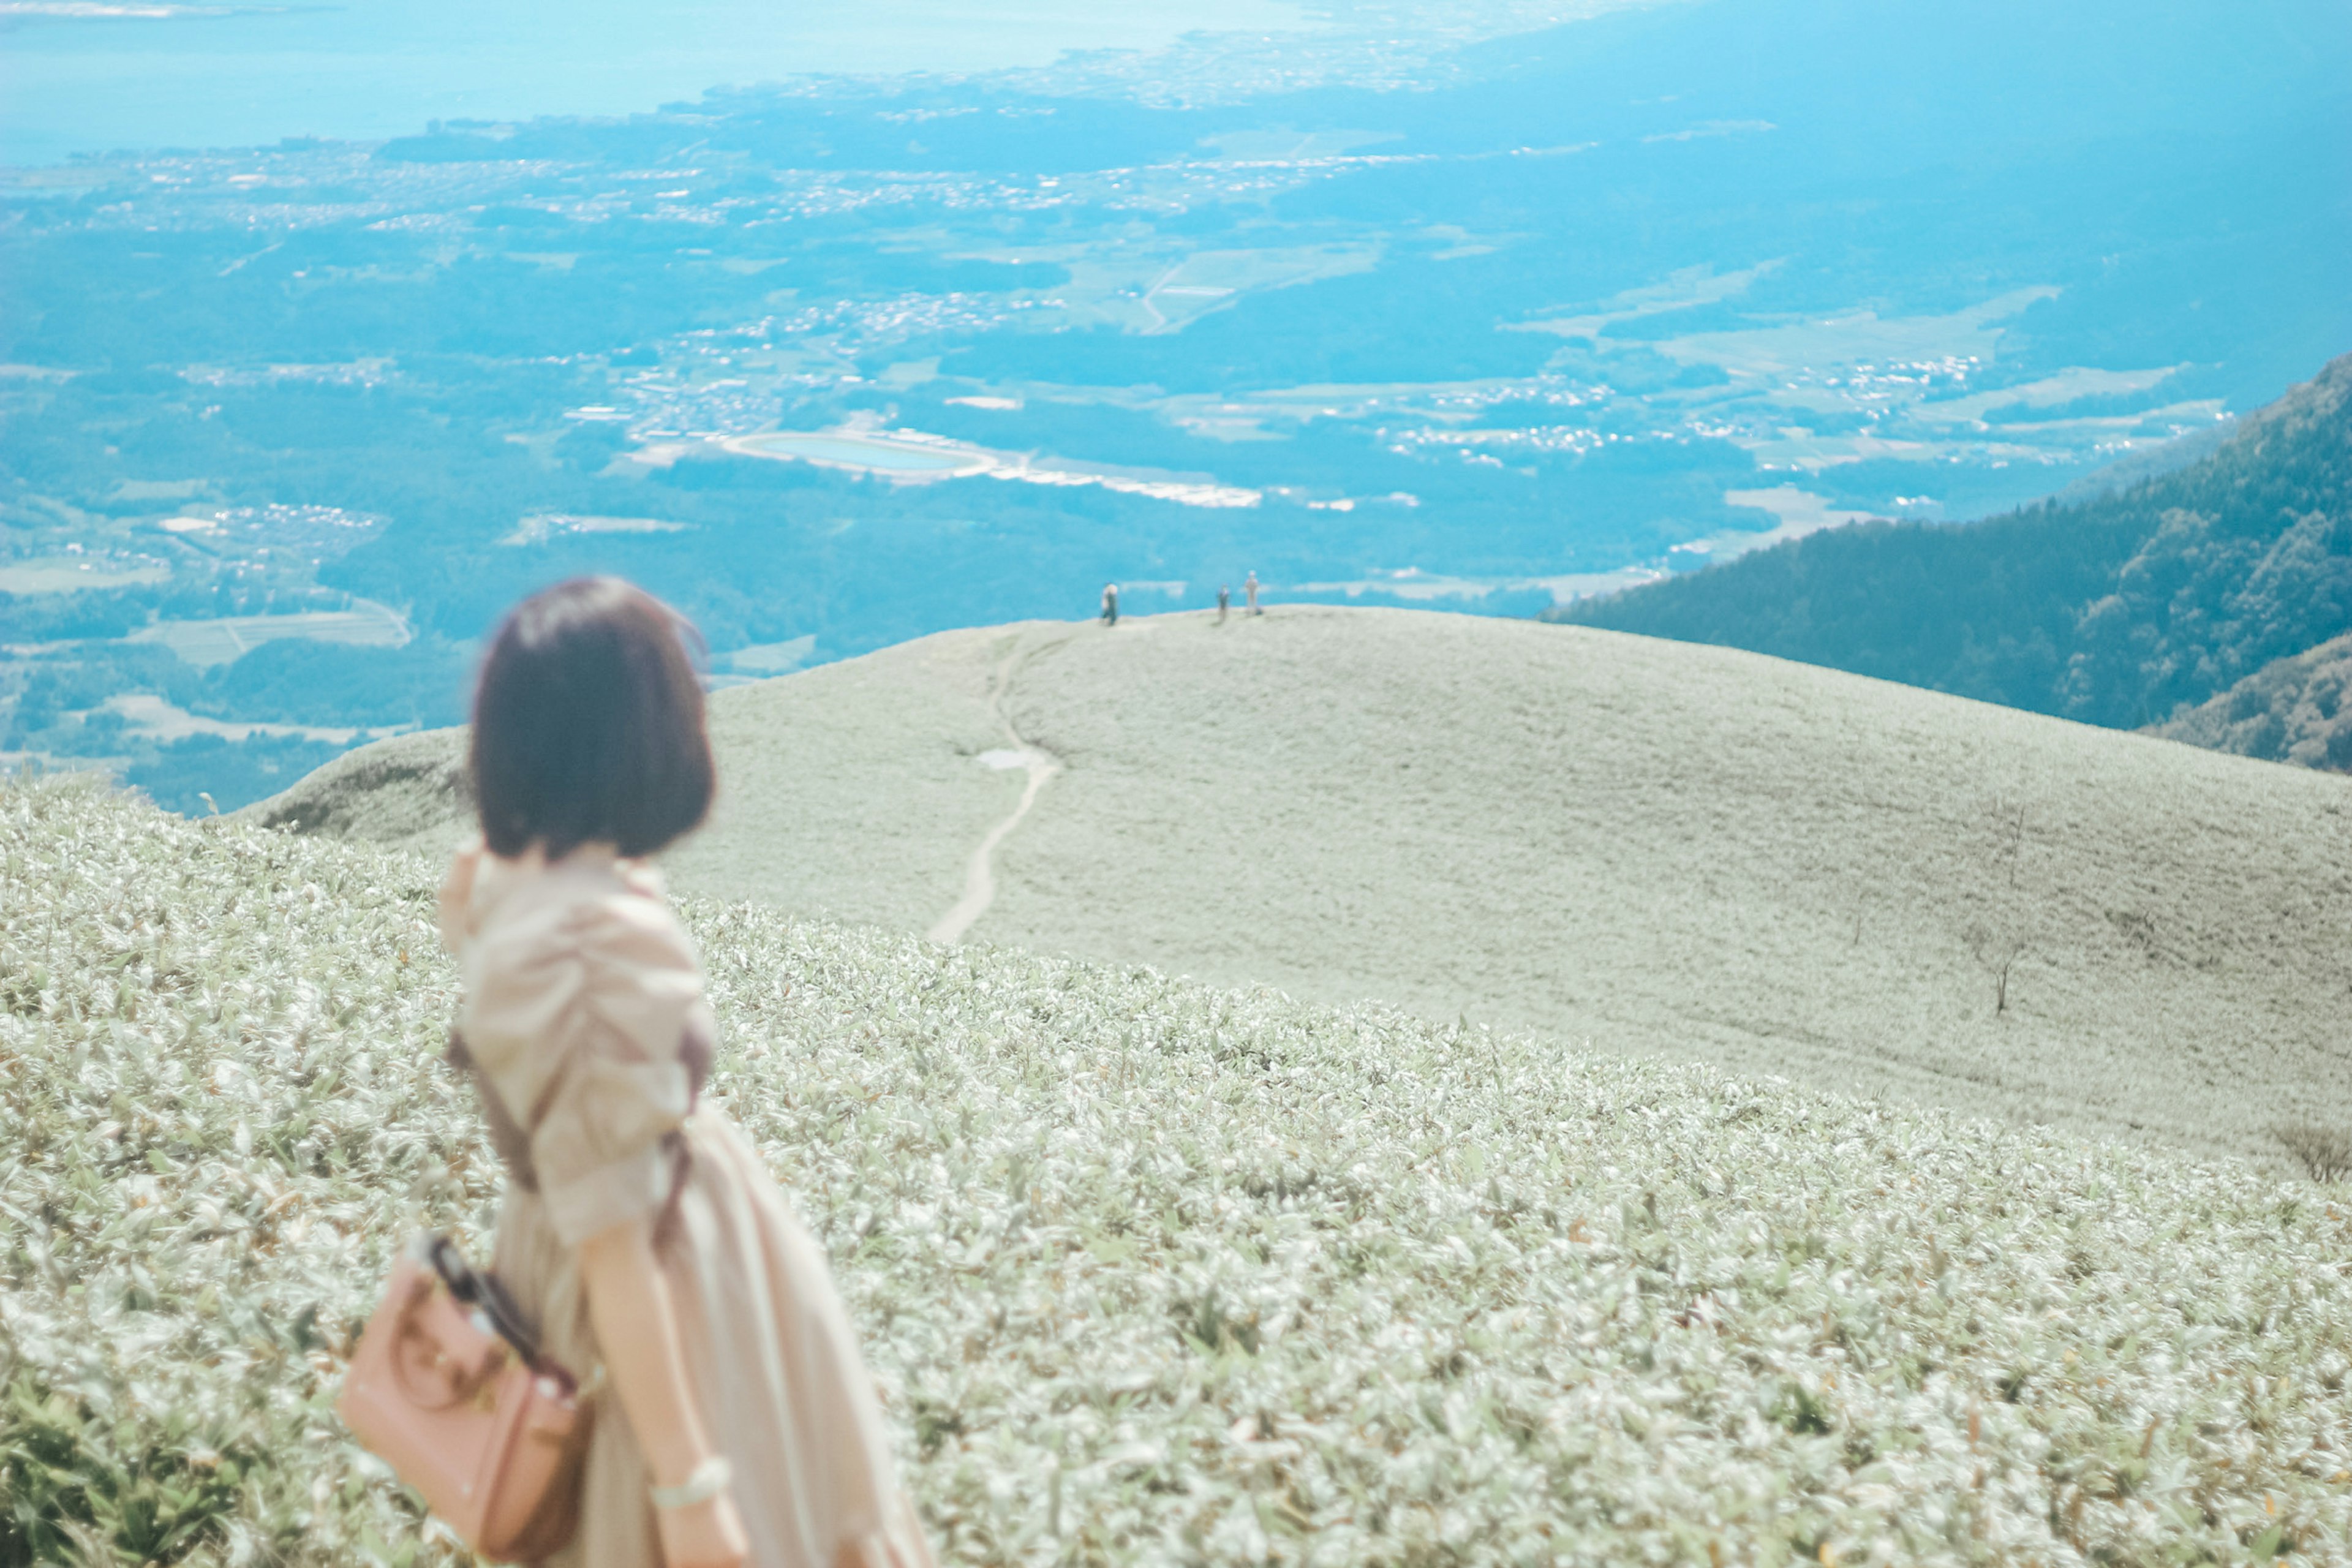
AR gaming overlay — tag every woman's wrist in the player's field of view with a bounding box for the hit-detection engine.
[650,1454,733,1510]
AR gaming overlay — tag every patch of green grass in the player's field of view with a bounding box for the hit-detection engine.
[8,775,2352,1564]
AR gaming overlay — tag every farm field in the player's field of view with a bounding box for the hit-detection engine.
[126,601,412,671]
[101,693,372,747]
[726,432,993,476]
[6,776,2351,1565]
[0,559,170,595]
[255,607,2352,1169]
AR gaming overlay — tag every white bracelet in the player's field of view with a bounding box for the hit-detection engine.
[650,1455,733,1510]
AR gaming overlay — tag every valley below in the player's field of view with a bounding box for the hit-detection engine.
[7,0,2346,813]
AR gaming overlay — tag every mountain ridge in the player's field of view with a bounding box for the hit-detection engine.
[1548,352,2352,741]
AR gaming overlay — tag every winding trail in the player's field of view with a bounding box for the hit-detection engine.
[927,637,1062,944]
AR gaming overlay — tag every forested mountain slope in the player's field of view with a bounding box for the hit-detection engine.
[2153,628,2352,767]
[1550,353,2352,736]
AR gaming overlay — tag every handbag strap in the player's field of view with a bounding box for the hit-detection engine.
[444,1028,565,1194]
[424,1233,553,1373]
[448,1017,710,1246]
[650,1016,712,1251]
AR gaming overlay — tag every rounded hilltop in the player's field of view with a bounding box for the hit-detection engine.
[250,604,2352,1167]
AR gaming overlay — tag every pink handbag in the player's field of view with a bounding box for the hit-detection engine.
[339,1234,592,1561]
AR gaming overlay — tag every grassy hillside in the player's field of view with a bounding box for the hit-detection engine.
[251,606,2352,1167]
[9,776,2352,1566]
[1548,353,2352,737]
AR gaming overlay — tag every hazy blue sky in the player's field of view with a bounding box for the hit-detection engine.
[0,0,1310,164]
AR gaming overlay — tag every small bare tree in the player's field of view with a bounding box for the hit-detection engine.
[1994,796,2029,889]
[1967,925,2028,1017]
[2276,1122,2352,1184]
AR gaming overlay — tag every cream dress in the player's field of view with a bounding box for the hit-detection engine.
[438,841,932,1568]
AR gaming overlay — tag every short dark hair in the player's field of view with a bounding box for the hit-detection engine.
[470,577,715,860]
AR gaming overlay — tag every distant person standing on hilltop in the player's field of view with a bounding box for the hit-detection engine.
[1216,584,1230,622]
[1101,582,1119,627]
[1244,571,1261,616]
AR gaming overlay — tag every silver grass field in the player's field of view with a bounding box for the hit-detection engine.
[5,776,2351,1566]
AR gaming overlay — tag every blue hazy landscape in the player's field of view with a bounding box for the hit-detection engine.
[0,0,1312,166]
[2,0,2348,810]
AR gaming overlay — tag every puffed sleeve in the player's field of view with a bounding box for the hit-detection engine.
[462,888,712,1247]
